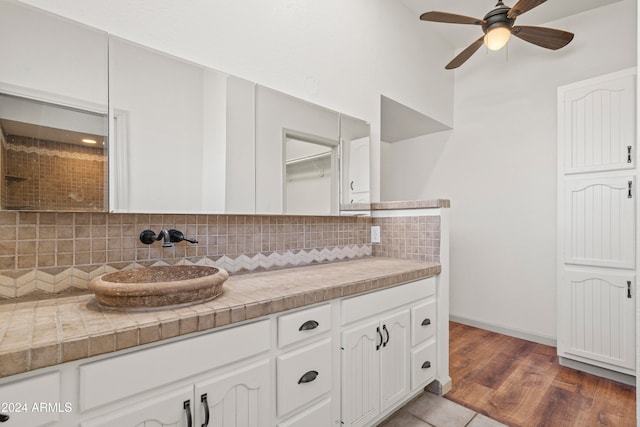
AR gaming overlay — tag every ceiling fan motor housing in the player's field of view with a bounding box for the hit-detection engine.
[482,2,515,34]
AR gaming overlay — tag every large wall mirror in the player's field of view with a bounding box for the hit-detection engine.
[2,2,370,215]
[0,1,108,212]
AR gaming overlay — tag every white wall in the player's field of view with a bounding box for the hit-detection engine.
[381,0,637,342]
[17,0,455,202]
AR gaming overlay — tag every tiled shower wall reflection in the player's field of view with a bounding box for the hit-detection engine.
[2,136,106,211]
[0,212,372,299]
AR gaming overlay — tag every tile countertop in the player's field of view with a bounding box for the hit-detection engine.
[0,257,440,379]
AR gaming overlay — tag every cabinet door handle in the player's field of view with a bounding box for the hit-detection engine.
[201,393,210,427]
[421,318,431,326]
[376,326,383,350]
[628,145,633,163]
[382,324,390,347]
[422,361,431,369]
[628,281,632,299]
[0,414,9,423]
[299,320,319,331]
[184,400,192,427]
[350,181,354,190]
[298,370,319,384]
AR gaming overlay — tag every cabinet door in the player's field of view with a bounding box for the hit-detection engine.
[379,310,410,413]
[348,137,370,195]
[562,74,635,174]
[81,386,193,427]
[564,176,635,269]
[195,359,270,427]
[341,319,380,427]
[558,269,635,371]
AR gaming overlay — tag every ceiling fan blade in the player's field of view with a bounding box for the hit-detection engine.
[511,25,574,50]
[445,36,485,70]
[420,11,485,25]
[507,0,547,18]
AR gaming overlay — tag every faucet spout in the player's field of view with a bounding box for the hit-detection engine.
[158,229,173,247]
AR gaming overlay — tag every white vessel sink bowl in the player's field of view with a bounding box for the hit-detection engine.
[89,266,229,310]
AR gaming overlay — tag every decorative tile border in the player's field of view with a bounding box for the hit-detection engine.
[0,244,372,299]
[7,143,106,162]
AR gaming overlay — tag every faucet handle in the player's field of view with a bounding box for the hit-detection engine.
[140,230,157,245]
[169,229,198,244]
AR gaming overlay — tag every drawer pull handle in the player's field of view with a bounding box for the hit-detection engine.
[376,326,383,350]
[382,324,390,347]
[298,370,319,384]
[299,320,319,331]
[201,393,210,427]
[421,318,431,326]
[422,361,431,369]
[184,400,192,427]
[0,414,9,423]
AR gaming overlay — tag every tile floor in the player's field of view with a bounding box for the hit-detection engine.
[379,392,507,427]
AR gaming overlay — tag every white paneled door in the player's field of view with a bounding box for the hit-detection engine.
[564,176,635,269]
[559,269,636,370]
[562,73,635,174]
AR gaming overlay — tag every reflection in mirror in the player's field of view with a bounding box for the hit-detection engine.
[0,93,108,211]
[255,85,340,215]
[340,115,370,206]
[285,134,338,215]
[109,36,226,213]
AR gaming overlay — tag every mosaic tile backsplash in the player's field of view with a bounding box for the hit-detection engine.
[372,216,441,263]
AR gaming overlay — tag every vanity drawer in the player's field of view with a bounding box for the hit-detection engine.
[276,338,332,417]
[411,341,436,391]
[342,277,435,325]
[278,304,331,348]
[278,398,332,427]
[411,299,436,346]
[0,372,61,427]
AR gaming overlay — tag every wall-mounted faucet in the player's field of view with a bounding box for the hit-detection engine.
[140,229,198,248]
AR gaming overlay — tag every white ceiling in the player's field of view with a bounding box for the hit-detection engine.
[400,0,623,50]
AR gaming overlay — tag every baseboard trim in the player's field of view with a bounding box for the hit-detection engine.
[449,315,557,347]
[559,357,636,386]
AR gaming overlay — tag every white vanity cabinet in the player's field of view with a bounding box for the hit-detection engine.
[0,273,444,427]
[340,278,436,427]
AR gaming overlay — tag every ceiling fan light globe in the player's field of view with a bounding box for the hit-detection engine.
[484,26,511,50]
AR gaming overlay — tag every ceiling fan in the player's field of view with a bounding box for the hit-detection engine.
[420,0,574,69]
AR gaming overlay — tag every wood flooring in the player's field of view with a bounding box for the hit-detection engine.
[445,322,636,427]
